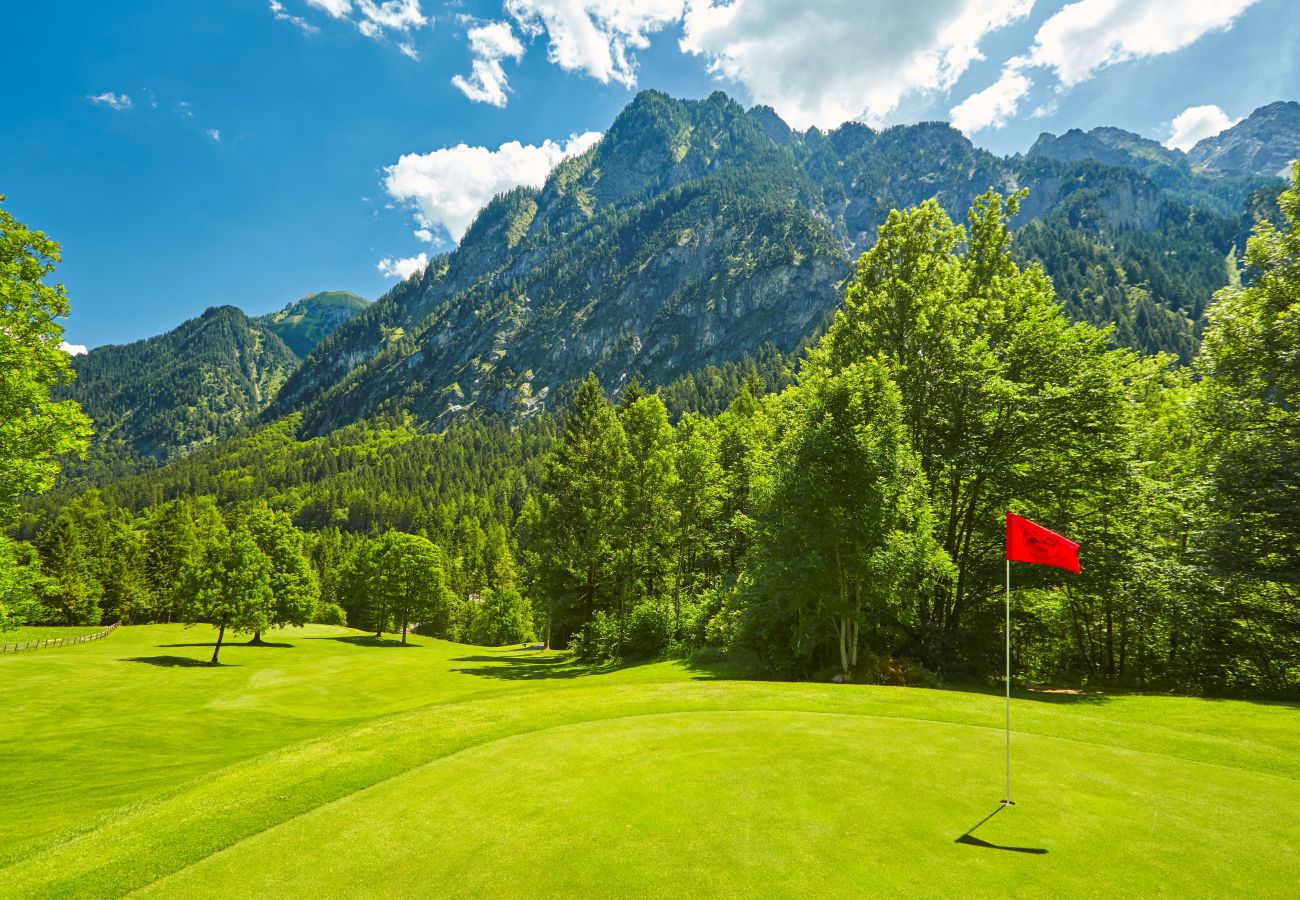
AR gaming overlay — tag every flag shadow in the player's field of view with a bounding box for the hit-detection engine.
[955,806,1048,854]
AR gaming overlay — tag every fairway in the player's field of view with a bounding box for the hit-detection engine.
[2,626,1298,897]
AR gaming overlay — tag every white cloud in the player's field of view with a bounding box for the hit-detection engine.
[303,0,426,45]
[505,0,686,88]
[414,227,436,242]
[60,341,88,356]
[377,253,429,279]
[383,131,602,244]
[1026,0,1258,87]
[949,64,1032,135]
[950,0,1260,134]
[206,129,222,141]
[452,20,526,106]
[680,0,1033,130]
[88,92,132,110]
[357,0,426,33]
[270,0,321,33]
[306,0,351,17]
[1165,104,1240,152]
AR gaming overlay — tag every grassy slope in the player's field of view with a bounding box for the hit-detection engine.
[1,626,1297,897]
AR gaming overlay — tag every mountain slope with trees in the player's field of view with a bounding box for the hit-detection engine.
[272,92,1278,432]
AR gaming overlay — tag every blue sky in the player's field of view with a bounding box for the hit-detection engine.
[5,0,1297,351]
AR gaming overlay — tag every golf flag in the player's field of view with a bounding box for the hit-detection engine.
[1005,513,1080,573]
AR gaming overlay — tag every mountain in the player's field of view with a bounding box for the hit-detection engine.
[1027,126,1190,188]
[58,306,299,469]
[256,290,370,357]
[270,91,1257,435]
[1188,101,1300,178]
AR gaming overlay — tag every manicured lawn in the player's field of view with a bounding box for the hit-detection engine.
[1,625,1296,897]
[0,625,105,643]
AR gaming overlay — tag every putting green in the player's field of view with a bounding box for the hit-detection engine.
[137,709,1300,897]
[2,626,1297,896]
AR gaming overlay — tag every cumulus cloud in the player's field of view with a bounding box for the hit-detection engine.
[377,253,429,279]
[88,92,132,110]
[950,0,1260,134]
[452,20,526,106]
[949,66,1032,135]
[383,131,602,244]
[270,0,320,33]
[60,341,88,356]
[1165,104,1240,152]
[505,0,685,87]
[680,0,1033,130]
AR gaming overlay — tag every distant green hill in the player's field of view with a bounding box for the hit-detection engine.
[58,306,300,470]
[256,290,369,358]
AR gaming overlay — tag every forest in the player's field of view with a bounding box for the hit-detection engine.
[3,172,1298,695]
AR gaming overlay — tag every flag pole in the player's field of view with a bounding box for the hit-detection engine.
[1003,558,1013,806]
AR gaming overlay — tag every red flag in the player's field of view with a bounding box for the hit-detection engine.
[1006,513,1080,573]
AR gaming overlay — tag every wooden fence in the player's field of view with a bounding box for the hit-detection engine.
[0,622,122,654]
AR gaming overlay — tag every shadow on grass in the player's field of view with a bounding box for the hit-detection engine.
[450,654,599,681]
[122,656,236,668]
[954,805,1048,854]
[159,641,294,649]
[311,635,420,649]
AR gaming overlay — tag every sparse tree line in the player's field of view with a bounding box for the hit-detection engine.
[3,172,1297,692]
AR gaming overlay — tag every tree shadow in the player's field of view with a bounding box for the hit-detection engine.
[158,641,294,649]
[312,635,420,649]
[122,656,237,668]
[450,654,604,681]
[954,805,1048,854]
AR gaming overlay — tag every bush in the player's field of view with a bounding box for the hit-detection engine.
[626,601,674,659]
[569,611,619,663]
[312,602,347,626]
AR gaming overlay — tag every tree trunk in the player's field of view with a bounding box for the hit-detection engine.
[544,606,552,651]
[248,630,265,646]
[210,623,226,665]
[401,611,408,645]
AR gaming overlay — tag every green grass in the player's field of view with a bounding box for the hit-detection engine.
[0,625,105,642]
[1,625,1296,897]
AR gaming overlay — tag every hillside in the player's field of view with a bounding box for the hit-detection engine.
[255,290,369,357]
[57,306,299,468]
[58,293,370,472]
[270,91,1267,434]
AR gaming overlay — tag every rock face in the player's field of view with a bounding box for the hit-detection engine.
[60,306,300,464]
[275,90,1258,435]
[256,291,369,358]
[1188,101,1300,177]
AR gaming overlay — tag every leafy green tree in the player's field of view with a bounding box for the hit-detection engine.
[614,393,677,653]
[670,413,725,634]
[1198,160,1300,585]
[822,190,1127,669]
[0,536,50,632]
[244,503,319,642]
[742,361,949,677]
[144,500,200,623]
[469,586,535,645]
[0,198,92,522]
[184,526,273,664]
[530,373,627,646]
[373,531,452,644]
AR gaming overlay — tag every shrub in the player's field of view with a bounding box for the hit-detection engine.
[312,602,347,626]
[626,601,674,659]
